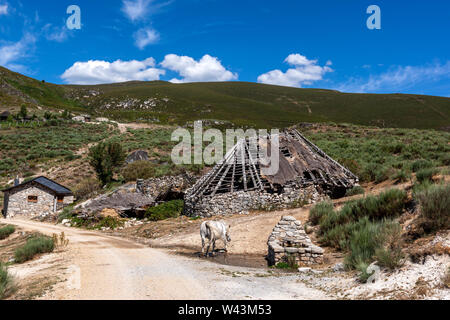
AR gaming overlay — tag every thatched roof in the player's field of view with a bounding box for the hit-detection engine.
[185,129,358,202]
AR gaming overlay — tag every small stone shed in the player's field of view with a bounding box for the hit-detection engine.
[184,129,358,217]
[2,176,74,218]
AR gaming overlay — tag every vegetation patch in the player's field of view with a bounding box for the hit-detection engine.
[14,236,55,264]
[145,200,184,221]
[0,263,16,300]
[309,189,408,282]
[415,183,450,233]
[0,225,15,240]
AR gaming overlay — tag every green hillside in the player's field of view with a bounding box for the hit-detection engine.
[1,66,449,129]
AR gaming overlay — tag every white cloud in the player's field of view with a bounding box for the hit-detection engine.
[61,58,165,84]
[257,53,333,87]
[134,27,159,49]
[122,0,152,22]
[336,61,450,93]
[0,33,36,70]
[161,54,238,83]
[42,24,69,42]
[0,3,8,15]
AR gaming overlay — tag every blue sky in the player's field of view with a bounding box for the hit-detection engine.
[0,0,449,96]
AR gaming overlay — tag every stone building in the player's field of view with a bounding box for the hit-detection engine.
[184,129,359,217]
[2,176,74,218]
[267,216,324,266]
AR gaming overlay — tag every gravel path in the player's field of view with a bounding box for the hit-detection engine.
[3,218,332,300]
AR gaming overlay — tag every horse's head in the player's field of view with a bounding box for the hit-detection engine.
[226,224,231,242]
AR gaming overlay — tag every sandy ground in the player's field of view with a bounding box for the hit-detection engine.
[3,218,332,300]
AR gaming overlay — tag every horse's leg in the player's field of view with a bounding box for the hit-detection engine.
[201,236,205,255]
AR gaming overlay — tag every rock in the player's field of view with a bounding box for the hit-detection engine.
[298,267,312,273]
[282,216,296,221]
[61,219,71,225]
[333,263,345,272]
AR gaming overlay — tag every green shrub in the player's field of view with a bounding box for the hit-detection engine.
[319,189,406,237]
[416,168,437,183]
[415,183,450,232]
[394,169,411,183]
[374,222,405,270]
[14,236,55,263]
[122,160,156,182]
[411,159,434,172]
[0,225,15,240]
[57,206,74,223]
[94,217,124,230]
[145,200,184,221]
[344,219,385,270]
[345,186,365,197]
[309,201,334,226]
[0,263,15,299]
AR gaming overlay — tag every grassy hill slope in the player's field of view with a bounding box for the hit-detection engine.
[1,66,449,129]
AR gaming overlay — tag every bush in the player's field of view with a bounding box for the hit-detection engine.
[0,263,15,299]
[374,222,405,269]
[416,168,437,183]
[344,219,385,271]
[57,206,74,223]
[73,177,101,200]
[415,183,450,232]
[411,159,434,172]
[122,161,156,182]
[14,236,55,263]
[145,200,184,221]
[319,189,407,237]
[394,169,411,183]
[309,201,334,226]
[345,186,365,197]
[0,225,15,240]
[94,217,124,230]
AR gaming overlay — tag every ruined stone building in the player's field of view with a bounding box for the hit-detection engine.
[184,129,358,217]
[2,176,74,218]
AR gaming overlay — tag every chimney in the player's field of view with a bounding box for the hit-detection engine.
[14,175,20,186]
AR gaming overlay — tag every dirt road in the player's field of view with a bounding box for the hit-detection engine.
[3,218,332,300]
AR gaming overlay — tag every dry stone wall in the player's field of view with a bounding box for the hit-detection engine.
[184,181,325,217]
[5,185,54,218]
[267,216,324,266]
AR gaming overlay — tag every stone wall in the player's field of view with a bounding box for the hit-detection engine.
[4,184,74,218]
[184,181,325,217]
[267,216,324,266]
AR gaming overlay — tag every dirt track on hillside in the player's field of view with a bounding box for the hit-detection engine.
[3,218,332,300]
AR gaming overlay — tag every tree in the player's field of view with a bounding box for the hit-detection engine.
[19,105,28,119]
[89,141,126,185]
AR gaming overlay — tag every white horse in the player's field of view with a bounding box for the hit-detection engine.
[200,220,231,256]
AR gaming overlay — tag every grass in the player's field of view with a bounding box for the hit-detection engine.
[145,200,184,221]
[310,189,408,282]
[0,263,15,300]
[302,124,449,184]
[14,235,55,263]
[0,122,116,176]
[415,183,450,233]
[345,185,365,196]
[0,225,15,240]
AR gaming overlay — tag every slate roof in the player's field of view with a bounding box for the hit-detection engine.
[2,176,73,196]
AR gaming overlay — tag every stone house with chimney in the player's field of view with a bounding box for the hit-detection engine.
[1,176,74,218]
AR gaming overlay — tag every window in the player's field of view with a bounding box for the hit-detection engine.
[57,196,64,203]
[28,196,38,203]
